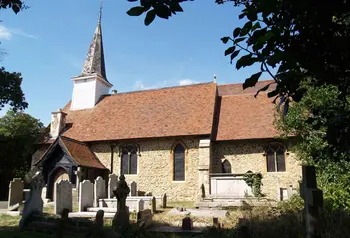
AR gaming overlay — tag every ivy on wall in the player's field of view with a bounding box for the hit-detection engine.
[243,171,263,198]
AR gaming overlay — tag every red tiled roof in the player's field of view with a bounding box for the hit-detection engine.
[36,137,106,169]
[218,80,276,96]
[60,137,106,169]
[215,82,279,141]
[62,83,217,142]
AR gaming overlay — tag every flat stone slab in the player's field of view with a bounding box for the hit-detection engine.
[148,226,204,233]
[69,212,115,218]
[167,208,227,218]
[87,207,117,213]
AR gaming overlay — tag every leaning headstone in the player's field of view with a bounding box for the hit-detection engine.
[151,196,156,213]
[161,193,167,208]
[19,171,45,229]
[182,217,193,230]
[79,180,94,212]
[130,181,137,196]
[94,176,106,207]
[108,174,118,198]
[137,209,153,228]
[8,178,24,209]
[300,166,323,238]
[112,175,130,233]
[54,180,72,214]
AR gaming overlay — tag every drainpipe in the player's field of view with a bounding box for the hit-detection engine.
[110,143,117,174]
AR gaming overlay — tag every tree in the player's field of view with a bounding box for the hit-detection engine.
[276,82,350,210]
[126,0,350,163]
[0,110,43,199]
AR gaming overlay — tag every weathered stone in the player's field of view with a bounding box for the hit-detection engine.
[112,175,130,233]
[8,178,24,209]
[86,210,105,238]
[94,176,106,207]
[108,174,118,198]
[181,217,193,230]
[55,208,69,238]
[54,180,72,214]
[79,180,93,212]
[151,196,156,213]
[19,171,45,229]
[130,181,137,196]
[161,193,167,208]
[137,209,153,228]
[213,217,221,229]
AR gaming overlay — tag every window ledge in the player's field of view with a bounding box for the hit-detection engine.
[172,180,186,183]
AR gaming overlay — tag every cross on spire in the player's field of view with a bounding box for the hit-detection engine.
[98,0,103,23]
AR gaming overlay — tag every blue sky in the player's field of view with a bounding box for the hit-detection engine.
[0,0,270,125]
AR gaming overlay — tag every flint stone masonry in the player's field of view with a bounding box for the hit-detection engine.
[94,176,106,207]
[212,141,302,200]
[8,178,24,208]
[91,138,200,201]
[54,180,72,214]
[79,180,93,212]
[108,174,118,198]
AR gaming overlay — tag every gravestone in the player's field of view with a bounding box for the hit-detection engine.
[136,199,145,212]
[300,166,323,238]
[137,209,153,228]
[79,180,94,212]
[151,196,156,213]
[86,210,105,238]
[19,171,45,229]
[8,178,24,209]
[54,180,73,214]
[161,193,167,208]
[108,174,118,198]
[94,176,106,207]
[130,181,137,196]
[182,217,193,230]
[56,208,69,238]
[112,174,130,233]
[213,217,221,229]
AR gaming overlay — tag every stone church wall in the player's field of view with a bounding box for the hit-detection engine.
[90,137,201,201]
[212,140,302,201]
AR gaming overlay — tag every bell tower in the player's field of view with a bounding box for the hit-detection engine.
[70,0,112,110]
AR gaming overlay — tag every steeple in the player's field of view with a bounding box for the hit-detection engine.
[80,0,108,82]
[70,0,112,111]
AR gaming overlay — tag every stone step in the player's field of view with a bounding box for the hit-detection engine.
[69,212,115,218]
[87,207,117,213]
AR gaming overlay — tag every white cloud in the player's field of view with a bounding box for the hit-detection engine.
[0,25,12,40]
[178,79,199,86]
[0,24,38,40]
[133,80,168,91]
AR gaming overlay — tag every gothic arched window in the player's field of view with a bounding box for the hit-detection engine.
[120,146,138,175]
[222,160,232,173]
[173,144,185,181]
[266,143,286,172]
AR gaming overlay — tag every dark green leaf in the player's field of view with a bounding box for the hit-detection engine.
[240,21,252,36]
[170,2,183,12]
[239,12,245,19]
[251,22,261,31]
[236,54,257,69]
[224,46,235,56]
[127,6,145,16]
[254,84,271,97]
[268,90,278,98]
[230,50,240,63]
[233,27,241,38]
[155,4,171,19]
[234,37,246,44]
[145,10,156,26]
[221,37,230,44]
[243,72,262,89]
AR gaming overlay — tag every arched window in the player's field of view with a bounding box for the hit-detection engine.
[266,143,286,172]
[120,147,138,175]
[222,160,232,173]
[173,144,185,181]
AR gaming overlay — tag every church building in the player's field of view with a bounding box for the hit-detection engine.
[32,11,301,204]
